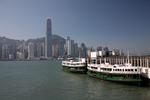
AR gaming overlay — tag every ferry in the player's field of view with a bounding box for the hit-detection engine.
[62,58,87,74]
[87,63,142,84]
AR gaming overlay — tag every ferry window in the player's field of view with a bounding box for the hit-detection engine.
[125,69,127,71]
[113,66,116,68]
[123,69,124,71]
[91,67,97,69]
[135,69,137,71]
[131,69,133,71]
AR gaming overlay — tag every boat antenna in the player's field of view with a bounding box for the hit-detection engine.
[127,50,130,64]
[79,49,81,61]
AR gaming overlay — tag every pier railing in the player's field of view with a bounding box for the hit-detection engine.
[88,56,150,68]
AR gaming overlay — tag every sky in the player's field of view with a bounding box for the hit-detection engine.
[0,0,150,55]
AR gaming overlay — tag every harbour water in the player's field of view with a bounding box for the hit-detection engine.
[0,60,150,100]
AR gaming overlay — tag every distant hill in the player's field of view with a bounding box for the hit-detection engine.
[0,36,23,46]
[0,34,66,45]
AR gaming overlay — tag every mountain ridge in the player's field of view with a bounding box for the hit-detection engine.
[0,34,66,45]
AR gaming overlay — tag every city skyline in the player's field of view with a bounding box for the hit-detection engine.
[0,0,150,54]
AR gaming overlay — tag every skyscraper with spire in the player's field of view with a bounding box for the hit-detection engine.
[45,17,52,58]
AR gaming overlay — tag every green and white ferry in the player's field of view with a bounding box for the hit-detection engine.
[62,58,87,74]
[87,62,142,84]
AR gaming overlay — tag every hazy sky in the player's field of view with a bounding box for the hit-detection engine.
[0,0,150,54]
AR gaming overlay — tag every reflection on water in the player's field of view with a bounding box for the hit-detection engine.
[0,61,150,100]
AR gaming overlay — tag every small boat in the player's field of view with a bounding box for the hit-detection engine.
[62,58,87,74]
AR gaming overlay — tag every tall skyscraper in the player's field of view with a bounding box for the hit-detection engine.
[45,17,52,58]
[66,36,71,56]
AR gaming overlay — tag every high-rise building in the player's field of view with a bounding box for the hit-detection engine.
[52,44,59,57]
[16,51,24,60]
[71,40,75,57]
[37,42,43,57]
[74,43,78,57]
[28,42,34,59]
[80,43,87,58]
[103,46,109,57]
[38,42,45,57]
[0,44,2,59]
[66,36,71,56]
[97,46,102,51]
[87,47,93,57]
[2,44,8,59]
[45,17,52,58]
[58,42,65,57]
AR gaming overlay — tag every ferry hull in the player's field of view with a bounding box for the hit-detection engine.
[62,66,87,74]
[87,70,142,85]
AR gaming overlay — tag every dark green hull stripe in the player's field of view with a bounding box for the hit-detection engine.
[87,70,142,83]
[62,66,87,74]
